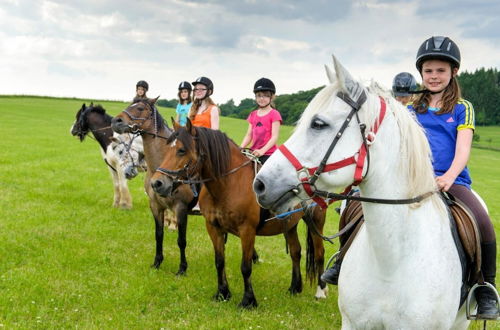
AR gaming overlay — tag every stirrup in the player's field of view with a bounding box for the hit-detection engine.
[466,282,500,320]
[325,251,340,270]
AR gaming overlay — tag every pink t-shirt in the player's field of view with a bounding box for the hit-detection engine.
[247,109,282,156]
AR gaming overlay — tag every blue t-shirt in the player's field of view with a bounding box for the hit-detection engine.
[408,99,475,188]
[176,102,192,126]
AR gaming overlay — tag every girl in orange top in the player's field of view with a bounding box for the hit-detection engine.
[188,76,220,129]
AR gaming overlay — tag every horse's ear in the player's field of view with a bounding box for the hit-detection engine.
[186,118,196,136]
[332,54,365,102]
[324,64,336,84]
[150,96,160,105]
[171,117,180,130]
[90,102,94,107]
[81,103,86,110]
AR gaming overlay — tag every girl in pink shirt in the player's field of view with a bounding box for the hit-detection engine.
[240,78,282,164]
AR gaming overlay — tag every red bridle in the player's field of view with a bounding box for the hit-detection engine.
[279,94,387,209]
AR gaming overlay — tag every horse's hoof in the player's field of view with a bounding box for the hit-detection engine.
[176,269,187,276]
[314,285,328,299]
[151,257,163,269]
[238,297,258,309]
[212,290,231,302]
[119,204,132,210]
[288,285,303,295]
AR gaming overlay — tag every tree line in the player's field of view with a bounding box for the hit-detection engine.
[158,68,500,126]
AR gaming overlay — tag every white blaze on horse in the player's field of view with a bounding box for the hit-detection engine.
[254,56,471,329]
[70,103,134,209]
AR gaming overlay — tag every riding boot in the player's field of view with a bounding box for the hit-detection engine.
[321,259,342,285]
[476,241,499,320]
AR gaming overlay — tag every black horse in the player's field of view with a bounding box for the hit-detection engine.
[70,103,133,209]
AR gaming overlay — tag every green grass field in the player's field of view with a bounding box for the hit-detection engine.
[0,96,499,329]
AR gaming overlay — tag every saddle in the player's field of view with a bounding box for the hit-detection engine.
[444,193,482,285]
[337,193,482,287]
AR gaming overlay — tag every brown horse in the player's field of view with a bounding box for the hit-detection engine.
[150,119,328,308]
[111,97,197,274]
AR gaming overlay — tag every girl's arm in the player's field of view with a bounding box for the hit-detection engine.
[436,128,473,191]
[211,106,220,130]
[240,124,253,148]
[254,121,280,156]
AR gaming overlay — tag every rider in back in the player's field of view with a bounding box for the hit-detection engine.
[240,78,282,164]
[392,72,417,106]
[409,36,498,319]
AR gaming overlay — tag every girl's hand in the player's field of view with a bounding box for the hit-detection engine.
[252,149,263,157]
[435,174,456,192]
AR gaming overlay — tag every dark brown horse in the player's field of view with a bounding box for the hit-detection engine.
[111,98,198,274]
[150,120,328,308]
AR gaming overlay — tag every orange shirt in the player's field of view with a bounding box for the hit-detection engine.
[192,105,213,128]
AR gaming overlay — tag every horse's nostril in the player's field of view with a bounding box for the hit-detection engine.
[152,180,162,189]
[253,179,265,195]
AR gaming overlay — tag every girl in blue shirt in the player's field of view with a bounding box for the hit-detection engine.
[175,81,192,127]
[410,36,498,319]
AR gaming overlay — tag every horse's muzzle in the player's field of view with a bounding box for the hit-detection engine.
[151,176,174,197]
[111,117,129,134]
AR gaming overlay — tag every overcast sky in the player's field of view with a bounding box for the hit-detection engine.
[1,0,500,104]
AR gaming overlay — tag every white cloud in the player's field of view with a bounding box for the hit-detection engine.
[0,0,499,104]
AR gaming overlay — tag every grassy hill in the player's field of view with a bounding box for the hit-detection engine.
[0,96,498,329]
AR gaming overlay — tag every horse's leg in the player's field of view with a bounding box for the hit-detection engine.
[286,224,303,295]
[164,208,178,231]
[175,203,188,276]
[252,248,260,264]
[206,221,231,301]
[239,228,258,308]
[116,165,132,209]
[151,206,165,269]
[102,148,121,208]
[309,208,328,299]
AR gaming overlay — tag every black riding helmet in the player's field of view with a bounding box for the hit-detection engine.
[136,80,149,91]
[253,78,276,94]
[178,81,192,91]
[392,72,417,97]
[192,76,214,95]
[416,36,461,72]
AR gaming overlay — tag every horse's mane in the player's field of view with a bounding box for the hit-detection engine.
[366,81,438,200]
[170,127,233,179]
[87,104,106,115]
[297,79,439,203]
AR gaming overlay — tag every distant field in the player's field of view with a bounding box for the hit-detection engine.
[0,96,498,329]
[474,125,500,150]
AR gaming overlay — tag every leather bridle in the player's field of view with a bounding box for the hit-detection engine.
[279,90,434,208]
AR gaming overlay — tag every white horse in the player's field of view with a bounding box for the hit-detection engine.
[110,133,177,230]
[110,133,147,180]
[254,56,470,329]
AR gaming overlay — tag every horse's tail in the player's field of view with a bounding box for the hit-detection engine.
[304,207,325,285]
[305,225,317,285]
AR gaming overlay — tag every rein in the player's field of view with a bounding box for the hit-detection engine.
[156,159,253,185]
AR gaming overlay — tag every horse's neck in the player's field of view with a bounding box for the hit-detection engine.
[355,113,447,271]
[141,125,171,171]
[202,143,251,196]
[89,113,113,151]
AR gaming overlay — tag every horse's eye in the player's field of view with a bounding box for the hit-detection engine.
[119,150,123,155]
[311,118,328,130]
[177,148,186,156]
